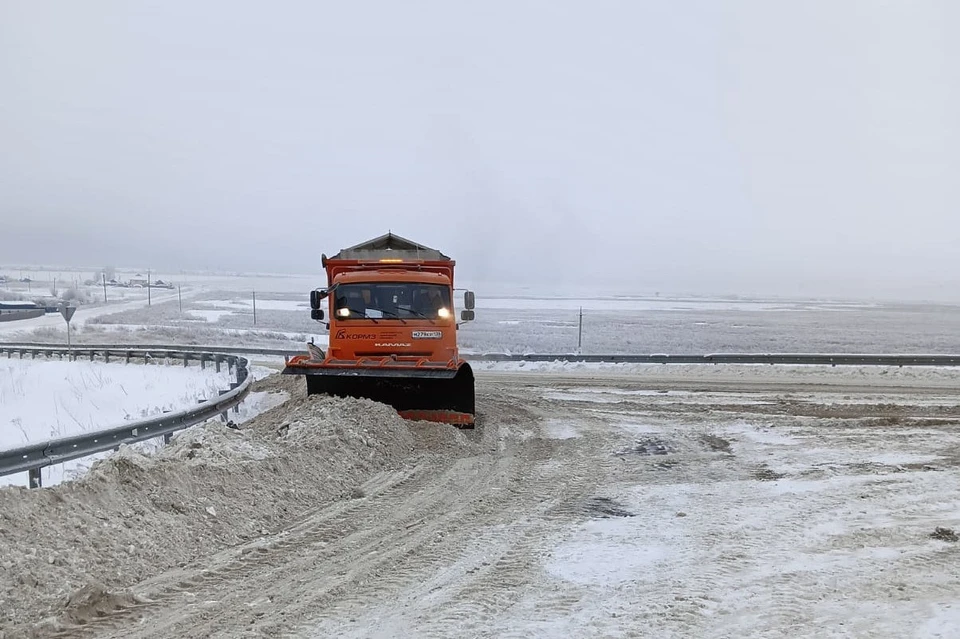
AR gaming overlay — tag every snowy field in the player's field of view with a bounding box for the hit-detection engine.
[4,266,960,356]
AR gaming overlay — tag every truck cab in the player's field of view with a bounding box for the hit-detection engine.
[325,270,459,364]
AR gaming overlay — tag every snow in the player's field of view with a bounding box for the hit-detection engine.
[0,289,179,337]
[868,452,941,466]
[0,359,232,449]
[543,419,580,439]
[203,299,308,312]
[474,360,960,387]
[188,310,234,322]
[234,385,289,424]
[547,518,673,585]
[541,414,960,638]
[0,358,235,487]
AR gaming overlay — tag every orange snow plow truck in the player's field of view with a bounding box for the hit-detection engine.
[282,233,477,426]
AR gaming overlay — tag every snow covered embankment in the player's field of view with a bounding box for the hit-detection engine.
[0,358,233,487]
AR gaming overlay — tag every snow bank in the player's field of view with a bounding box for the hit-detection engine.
[0,392,473,634]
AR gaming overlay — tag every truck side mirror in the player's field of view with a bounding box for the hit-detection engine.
[460,310,475,322]
[310,289,328,310]
[311,309,325,321]
[464,291,475,310]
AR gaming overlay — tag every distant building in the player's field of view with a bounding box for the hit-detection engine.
[129,274,148,287]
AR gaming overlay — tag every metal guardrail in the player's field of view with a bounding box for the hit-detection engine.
[6,342,960,366]
[470,353,960,366]
[0,347,252,487]
[1,342,302,359]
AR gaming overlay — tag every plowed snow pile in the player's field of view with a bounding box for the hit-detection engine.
[0,391,473,636]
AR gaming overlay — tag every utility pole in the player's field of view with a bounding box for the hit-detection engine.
[578,306,583,354]
[102,273,108,303]
[252,290,257,325]
[178,285,182,314]
[147,269,151,306]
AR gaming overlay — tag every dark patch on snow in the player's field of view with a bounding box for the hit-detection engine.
[931,527,958,542]
[615,437,673,457]
[584,497,634,519]
[754,465,785,481]
[700,434,732,453]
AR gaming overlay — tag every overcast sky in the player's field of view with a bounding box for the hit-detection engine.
[1,1,957,299]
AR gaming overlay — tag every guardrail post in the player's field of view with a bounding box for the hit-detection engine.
[218,390,229,422]
[199,355,206,370]
[183,354,189,368]
[214,356,222,373]
[28,468,41,489]
[125,351,132,364]
[163,433,172,445]
[104,351,110,363]
[230,382,241,413]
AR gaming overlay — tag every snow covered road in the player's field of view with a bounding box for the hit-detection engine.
[4,368,960,637]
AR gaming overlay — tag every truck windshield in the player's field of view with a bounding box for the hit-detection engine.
[333,283,452,320]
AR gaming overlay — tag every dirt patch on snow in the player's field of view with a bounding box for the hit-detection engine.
[0,393,478,636]
[700,434,733,453]
[930,526,959,542]
[583,497,635,519]
[615,437,673,457]
[754,464,786,481]
[60,582,146,625]
[251,371,301,395]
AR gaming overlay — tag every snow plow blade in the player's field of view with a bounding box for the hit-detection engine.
[283,361,475,427]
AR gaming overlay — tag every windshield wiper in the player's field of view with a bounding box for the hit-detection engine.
[377,309,407,324]
[346,307,377,323]
[404,308,436,324]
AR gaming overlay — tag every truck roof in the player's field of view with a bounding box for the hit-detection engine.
[326,232,450,262]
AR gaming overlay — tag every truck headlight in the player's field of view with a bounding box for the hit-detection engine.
[437,307,451,319]
[337,308,350,318]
